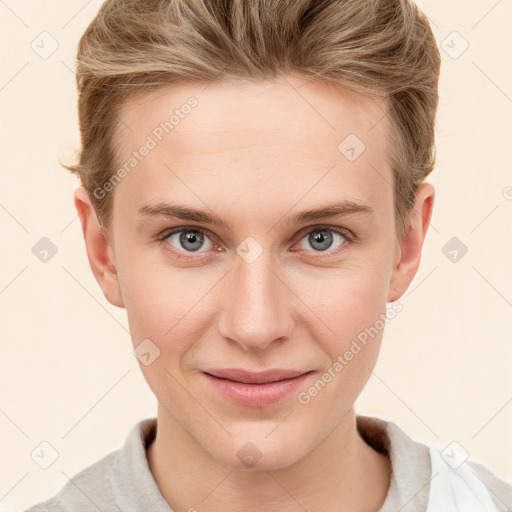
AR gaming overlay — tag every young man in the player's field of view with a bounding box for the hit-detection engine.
[27,0,511,510]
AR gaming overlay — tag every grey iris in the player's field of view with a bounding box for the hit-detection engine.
[309,229,333,251]
[180,230,204,251]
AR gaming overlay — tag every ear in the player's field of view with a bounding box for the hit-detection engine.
[387,182,435,302]
[73,186,125,308]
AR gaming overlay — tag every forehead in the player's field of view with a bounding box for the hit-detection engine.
[111,76,392,220]
[115,76,388,151]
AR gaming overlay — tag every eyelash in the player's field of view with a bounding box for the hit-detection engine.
[155,225,356,260]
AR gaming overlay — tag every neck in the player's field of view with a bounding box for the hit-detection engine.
[147,404,391,512]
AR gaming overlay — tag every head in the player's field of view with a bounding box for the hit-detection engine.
[67,0,440,469]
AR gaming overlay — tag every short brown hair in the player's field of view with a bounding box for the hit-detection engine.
[62,0,441,239]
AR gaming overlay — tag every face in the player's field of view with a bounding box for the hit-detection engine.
[78,76,431,470]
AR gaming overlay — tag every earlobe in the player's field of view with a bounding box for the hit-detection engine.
[73,186,125,308]
[387,183,435,302]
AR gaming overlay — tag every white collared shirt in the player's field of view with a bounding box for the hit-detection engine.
[25,415,512,511]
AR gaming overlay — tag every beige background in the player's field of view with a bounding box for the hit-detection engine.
[1,1,511,510]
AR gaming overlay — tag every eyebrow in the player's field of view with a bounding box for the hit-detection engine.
[137,200,374,231]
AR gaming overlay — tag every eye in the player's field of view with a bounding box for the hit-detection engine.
[294,226,352,255]
[158,226,219,255]
[156,224,354,261]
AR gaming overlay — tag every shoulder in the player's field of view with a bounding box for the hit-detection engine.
[357,414,512,512]
[465,457,512,512]
[426,441,512,512]
[24,418,157,512]
[24,449,120,511]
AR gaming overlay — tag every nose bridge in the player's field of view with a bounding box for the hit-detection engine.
[218,244,293,351]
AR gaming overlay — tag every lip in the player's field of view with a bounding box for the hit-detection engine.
[203,368,308,384]
[202,368,313,406]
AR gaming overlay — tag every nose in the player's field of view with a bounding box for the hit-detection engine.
[216,248,295,352]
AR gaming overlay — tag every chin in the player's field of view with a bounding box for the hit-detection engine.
[208,431,308,472]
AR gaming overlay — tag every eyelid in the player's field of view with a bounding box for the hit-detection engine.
[157,225,214,242]
[289,224,355,259]
[156,225,220,260]
[295,224,355,243]
[157,224,355,242]
[156,223,356,258]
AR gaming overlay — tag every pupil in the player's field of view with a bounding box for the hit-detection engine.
[310,230,332,251]
[180,230,203,251]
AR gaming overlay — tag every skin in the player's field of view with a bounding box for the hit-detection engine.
[74,75,434,511]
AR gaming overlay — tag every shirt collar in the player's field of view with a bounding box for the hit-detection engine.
[113,415,431,512]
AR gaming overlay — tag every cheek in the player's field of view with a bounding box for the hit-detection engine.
[118,259,216,403]
[299,260,390,340]
[295,275,388,414]
[295,260,391,399]
[117,251,198,342]
[118,265,198,403]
